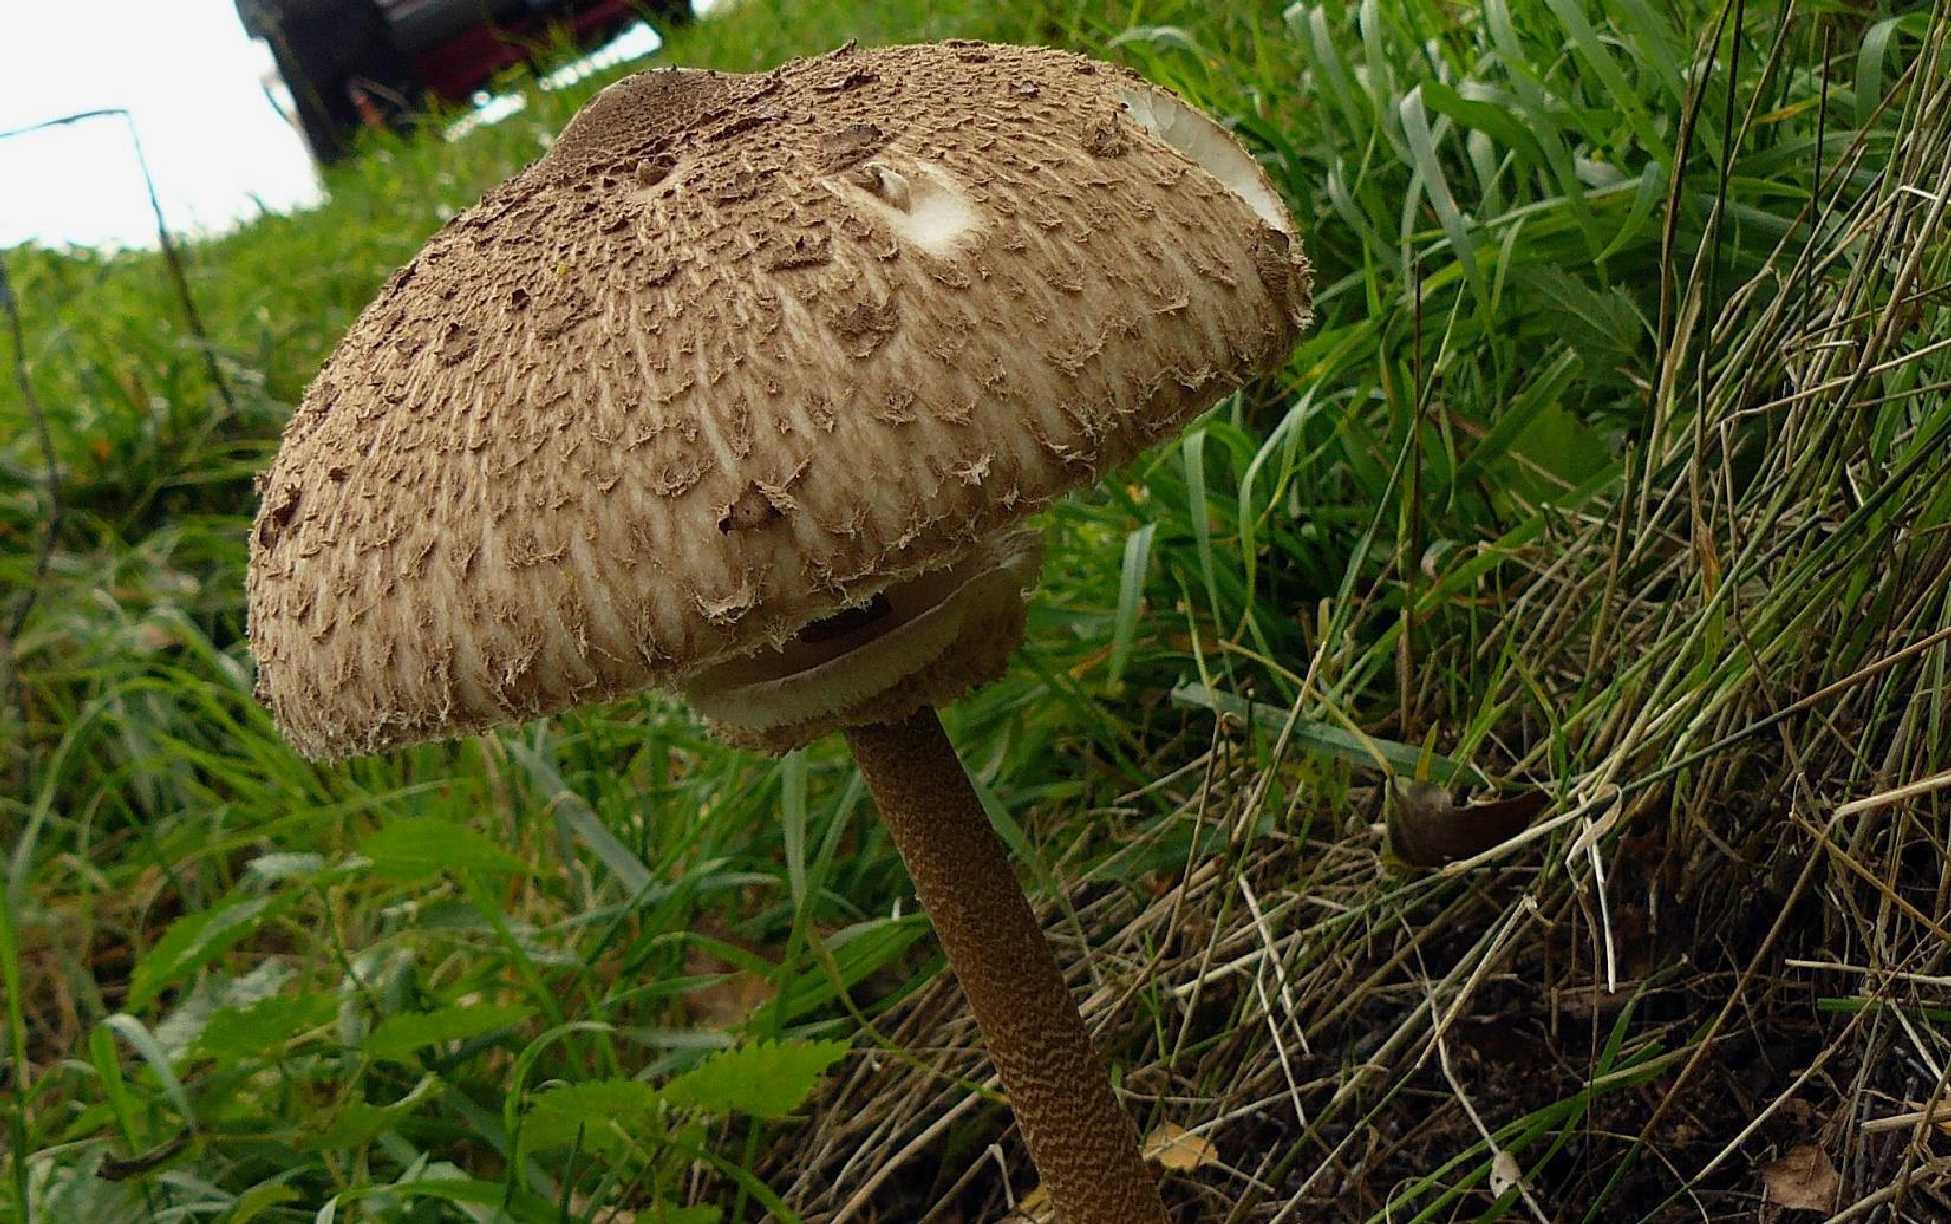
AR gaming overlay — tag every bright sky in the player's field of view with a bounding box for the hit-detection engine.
[0,2,694,252]
[1,0,321,251]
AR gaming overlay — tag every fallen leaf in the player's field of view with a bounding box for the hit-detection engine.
[1552,981,1644,1019]
[1762,1143,1838,1212]
[1144,1121,1220,1172]
[99,1129,192,1181]
[1387,781,1548,868]
[681,929,778,1029]
[1001,1185,1057,1222]
[680,968,775,1029]
[1006,1125,1218,1219]
[1489,1149,1522,1199]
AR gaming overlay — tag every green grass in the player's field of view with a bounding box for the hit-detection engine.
[5,0,1950,1219]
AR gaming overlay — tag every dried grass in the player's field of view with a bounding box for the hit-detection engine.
[769,15,1951,1219]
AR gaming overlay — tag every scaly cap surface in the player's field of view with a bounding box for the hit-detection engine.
[248,40,1312,759]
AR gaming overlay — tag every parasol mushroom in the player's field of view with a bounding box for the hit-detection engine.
[249,40,1311,1222]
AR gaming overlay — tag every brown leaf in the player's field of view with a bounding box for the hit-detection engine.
[99,1129,192,1181]
[680,967,775,1029]
[1761,1143,1839,1212]
[1144,1121,1220,1172]
[681,930,777,1029]
[1489,1150,1523,1199]
[1387,781,1547,868]
[1008,1124,1220,1218]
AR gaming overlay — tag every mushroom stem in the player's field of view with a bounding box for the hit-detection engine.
[845,708,1167,1223]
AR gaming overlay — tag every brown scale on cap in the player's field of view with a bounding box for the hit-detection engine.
[247,39,1312,761]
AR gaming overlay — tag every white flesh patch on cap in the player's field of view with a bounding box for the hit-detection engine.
[683,532,1040,731]
[1121,85,1289,233]
[843,162,983,258]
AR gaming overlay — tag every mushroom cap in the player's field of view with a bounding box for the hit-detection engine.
[247,39,1313,760]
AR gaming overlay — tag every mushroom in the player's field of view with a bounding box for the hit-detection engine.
[249,40,1311,1223]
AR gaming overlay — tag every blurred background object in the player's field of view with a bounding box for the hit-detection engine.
[0,0,693,250]
[234,0,693,165]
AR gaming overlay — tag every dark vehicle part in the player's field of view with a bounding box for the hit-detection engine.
[241,0,419,164]
[238,0,691,164]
